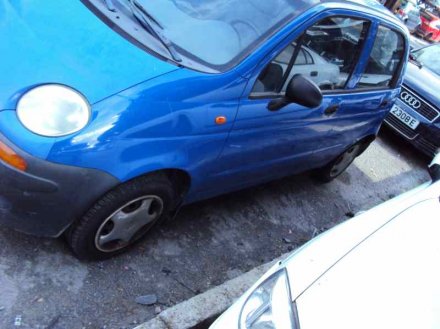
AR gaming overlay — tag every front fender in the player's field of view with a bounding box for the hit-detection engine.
[45,68,246,194]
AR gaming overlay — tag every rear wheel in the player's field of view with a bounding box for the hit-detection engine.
[314,143,363,183]
[66,174,177,260]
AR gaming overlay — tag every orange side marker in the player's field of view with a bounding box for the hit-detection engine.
[215,116,227,125]
[0,141,27,171]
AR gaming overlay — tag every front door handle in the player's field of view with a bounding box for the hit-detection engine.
[324,104,339,116]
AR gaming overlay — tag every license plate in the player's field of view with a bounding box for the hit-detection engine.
[390,105,420,129]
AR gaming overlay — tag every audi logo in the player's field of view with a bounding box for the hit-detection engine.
[400,92,421,109]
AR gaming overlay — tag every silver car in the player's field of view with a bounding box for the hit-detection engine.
[211,154,440,329]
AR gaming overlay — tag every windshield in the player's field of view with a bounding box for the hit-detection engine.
[135,0,321,69]
[412,45,440,76]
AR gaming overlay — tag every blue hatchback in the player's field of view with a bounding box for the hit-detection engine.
[0,0,408,259]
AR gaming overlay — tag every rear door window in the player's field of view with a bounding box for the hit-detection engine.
[356,25,405,89]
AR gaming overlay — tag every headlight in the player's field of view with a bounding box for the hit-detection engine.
[240,269,296,329]
[17,84,91,137]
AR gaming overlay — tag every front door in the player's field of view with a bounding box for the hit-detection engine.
[216,16,373,188]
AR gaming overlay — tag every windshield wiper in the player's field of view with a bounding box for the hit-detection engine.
[127,0,182,62]
[409,54,423,69]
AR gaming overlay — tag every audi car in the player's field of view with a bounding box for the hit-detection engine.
[384,44,440,157]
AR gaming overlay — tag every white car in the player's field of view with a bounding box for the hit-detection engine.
[272,43,340,90]
[211,154,440,329]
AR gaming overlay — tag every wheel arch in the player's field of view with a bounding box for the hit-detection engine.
[122,168,192,200]
[356,134,376,155]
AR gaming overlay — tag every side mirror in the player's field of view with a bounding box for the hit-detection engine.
[268,75,323,111]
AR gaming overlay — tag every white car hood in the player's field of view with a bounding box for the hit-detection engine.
[285,180,440,301]
[295,197,440,329]
[210,179,440,329]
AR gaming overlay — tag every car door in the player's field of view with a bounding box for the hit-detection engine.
[214,16,374,189]
[215,15,408,188]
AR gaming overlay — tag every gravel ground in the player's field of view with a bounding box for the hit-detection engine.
[0,127,431,329]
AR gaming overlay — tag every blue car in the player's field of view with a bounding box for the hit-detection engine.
[0,0,408,259]
[384,44,440,157]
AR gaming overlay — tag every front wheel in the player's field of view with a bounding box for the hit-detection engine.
[66,174,177,260]
[314,143,363,183]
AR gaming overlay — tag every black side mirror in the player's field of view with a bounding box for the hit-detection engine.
[268,75,323,111]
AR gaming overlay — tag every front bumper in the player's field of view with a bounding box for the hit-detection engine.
[0,133,119,237]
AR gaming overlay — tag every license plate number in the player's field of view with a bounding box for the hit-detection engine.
[390,105,420,129]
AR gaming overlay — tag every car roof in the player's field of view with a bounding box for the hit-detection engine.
[320,0,405,28]
[325,0,395,17]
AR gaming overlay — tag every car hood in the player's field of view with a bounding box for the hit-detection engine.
[295,197,440,329]
[404,61,440,107]
[0,0,179,109]
[285,179,440,300]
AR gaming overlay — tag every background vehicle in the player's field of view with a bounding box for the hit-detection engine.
[210,154,440,329]
[263,44,340,91]
[384,44,440,157]
[396,0,422,33]
[417,7,440,41]
[0,0,408,260]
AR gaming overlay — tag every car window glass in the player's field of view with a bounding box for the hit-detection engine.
[304,49,314,64]
[135,0,323,68]
[252,17,369,94]
[412,45,440,76]
[295,49,307,65]
[357,26,405,89]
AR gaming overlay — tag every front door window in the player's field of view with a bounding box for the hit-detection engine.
[252,17,370,95]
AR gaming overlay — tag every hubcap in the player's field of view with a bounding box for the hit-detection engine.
[95,195,164,252]
[330,145,361,178]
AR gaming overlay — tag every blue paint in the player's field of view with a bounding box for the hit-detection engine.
[0,0,409,206]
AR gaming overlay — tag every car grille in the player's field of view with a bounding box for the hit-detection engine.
[413,136,438,157]
[384,113,418,139]
[399,86,440,122]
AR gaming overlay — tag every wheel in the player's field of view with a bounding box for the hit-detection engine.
[66,174,177,260]
[314,143,363,183]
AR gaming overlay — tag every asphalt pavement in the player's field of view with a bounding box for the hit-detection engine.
[0,126,431,329]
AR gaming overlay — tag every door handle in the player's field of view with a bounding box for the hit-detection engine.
[380,99,391,108]
[324,104,339,116]
[310,71,318,77]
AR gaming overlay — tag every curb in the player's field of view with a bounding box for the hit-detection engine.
[135,253,289,329]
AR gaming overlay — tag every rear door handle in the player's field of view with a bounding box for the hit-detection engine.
[310,71,318,77]
[324,104,339,116]
[380,99,391,108]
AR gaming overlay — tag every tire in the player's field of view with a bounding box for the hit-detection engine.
[66,174,177,260]
[314,142,363,183]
